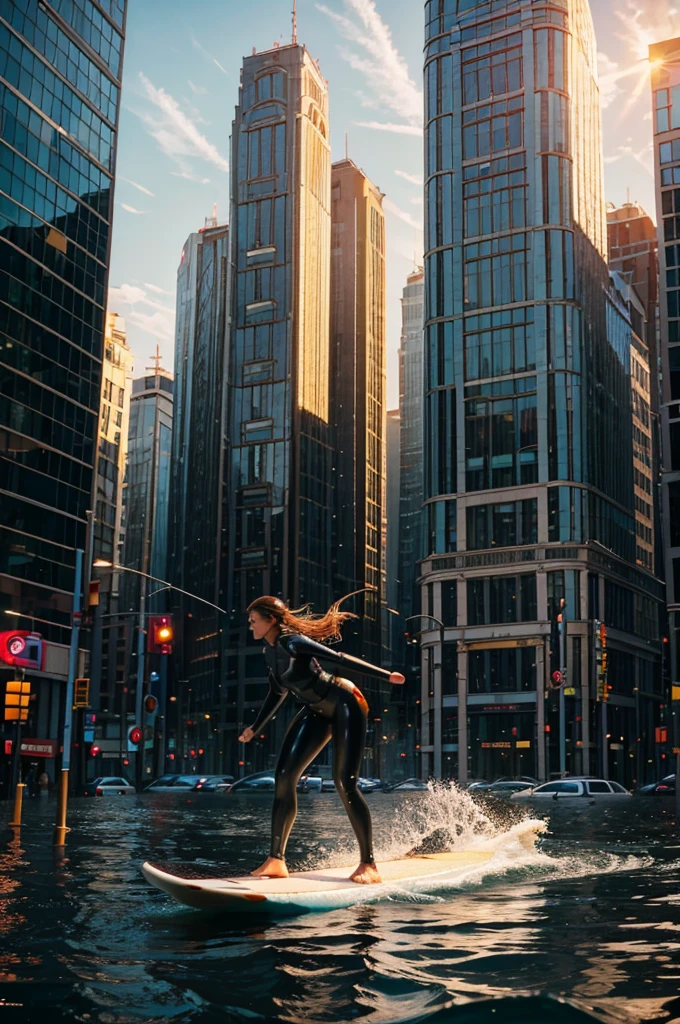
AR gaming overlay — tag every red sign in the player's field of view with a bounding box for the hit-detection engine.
[0,631,45,671]
[20,738,56,758]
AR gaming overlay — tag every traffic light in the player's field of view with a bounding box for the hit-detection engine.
[4,680,30,722]
[74,678,90,708]
[144,694,158,716]
[90,744,101,757]
[128,725,142,747]
[148,615,174,654]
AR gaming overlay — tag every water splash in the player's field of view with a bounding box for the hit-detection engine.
[377,781,540,861]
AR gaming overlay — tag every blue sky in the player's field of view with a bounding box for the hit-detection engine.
[108,0,680,408]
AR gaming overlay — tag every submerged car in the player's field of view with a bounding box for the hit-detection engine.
[82,776,135,797]
[387,777,429,792]
[639,774,675,795]
[144,775,209,792]
[511,778,631,801]
[226,771,276,792]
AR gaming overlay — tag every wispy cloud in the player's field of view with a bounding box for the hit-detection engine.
[136,72,229,173]
[317,0,422,134]
[383,197,422,231]
[188,80,208,95]
[354,120,422,136]
[120,177,155,197]
[410,195,424,206]
[108,283,175,343]
[191,37,227,75]
[120,203,147,215]
[604,140,654,176]
[145,282,173,296]
[170,170,211,184]
[395,169,423,185]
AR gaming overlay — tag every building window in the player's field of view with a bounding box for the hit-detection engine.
[462,36,522,105]
[243,418,273,442]
[467,574,536,625]
[468,646,536,693]
[467,498,537,550]
[441,579,457,626]
[245,300,276,324]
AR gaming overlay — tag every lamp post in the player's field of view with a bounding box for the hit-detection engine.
[93,561,229,789]
[53,548,84,847]
[407,613,445,779]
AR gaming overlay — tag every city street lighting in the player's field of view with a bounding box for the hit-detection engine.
[406,613,446,779]
[92,561,228,617]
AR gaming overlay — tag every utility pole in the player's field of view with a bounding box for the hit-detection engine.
[558,598,567,776]
[54,548,84,846]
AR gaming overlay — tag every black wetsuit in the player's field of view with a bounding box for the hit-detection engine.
[249,632,392,865]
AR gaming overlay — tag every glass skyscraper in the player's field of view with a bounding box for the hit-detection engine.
[169,220,230,774]
[225,43,332,770]
[650,37,680,776]
[330,157,387,668]
[0,0,126,777]
[423,0,664,784]
[398,267,425,629]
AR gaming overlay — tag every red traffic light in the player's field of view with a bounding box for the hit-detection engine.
[90,745,101,757]
[148,615,174,654]
[128,726,142,745]
[144,694,159,715]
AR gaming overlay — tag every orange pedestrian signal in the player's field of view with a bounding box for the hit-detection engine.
[4,680,30,723]
[148,615,174,654]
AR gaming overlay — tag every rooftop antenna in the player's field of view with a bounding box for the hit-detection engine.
[146,344,162,374]
[292,0,297,44]
[345,131,348,160]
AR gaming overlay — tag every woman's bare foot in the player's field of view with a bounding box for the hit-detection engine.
[250,857,289,879]
[349,862,382,885]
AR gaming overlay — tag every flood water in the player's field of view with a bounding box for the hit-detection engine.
[0,786,678,1024]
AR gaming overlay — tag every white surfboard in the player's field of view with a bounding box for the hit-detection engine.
[141,821,545,915]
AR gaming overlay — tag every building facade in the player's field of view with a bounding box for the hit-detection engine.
[169,220,230,775]
[224,43,333,772]
[120,363,174,615]
[0,0,127,790]
[330,158,387,667]
[91,311,132,721]
[398,267,425,632]
[422,0,664,785]
[650,38,680,776]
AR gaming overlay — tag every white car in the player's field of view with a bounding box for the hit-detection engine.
[510,778,631,801]
[82,776,135,796]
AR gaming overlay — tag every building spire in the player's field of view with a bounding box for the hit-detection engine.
[292,0,297,44]
[146,344,163,374]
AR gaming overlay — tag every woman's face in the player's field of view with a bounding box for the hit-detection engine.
[248,609,277,641]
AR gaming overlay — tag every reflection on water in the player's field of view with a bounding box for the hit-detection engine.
[0,789,678,1024]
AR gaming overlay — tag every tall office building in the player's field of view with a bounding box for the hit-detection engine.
[386,408,401,661]
[607,203,663,581]
[225,43,332,770]
[91,312,132,718]
[330,157,387,667]
[120,360,173,616]
[422,0,664,785]
[0,0,127,781]
[398,267,425,629]
[169,219,229,774]
[650,38,680,772]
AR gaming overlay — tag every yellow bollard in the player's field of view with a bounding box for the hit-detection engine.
[53,769,70,847]
[9,782,25,827]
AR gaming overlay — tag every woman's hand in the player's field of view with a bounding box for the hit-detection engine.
[389,672,405,685]
[238,727,254,743]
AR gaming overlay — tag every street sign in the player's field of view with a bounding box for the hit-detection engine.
[516,740,531,749]
[19,738,56,758]
[564,686,576,696]
[551,670,562,685]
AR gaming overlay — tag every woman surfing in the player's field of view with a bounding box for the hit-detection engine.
[238,594,405,885]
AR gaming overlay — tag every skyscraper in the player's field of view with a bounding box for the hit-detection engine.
[398,267,425,630]
[650,37,680,773]
[225,43,332,768]
[330,157,387,666]
[422,0,664,784]
[169,219,229,774]
[120,360,173,616]
[0,0,127,775]
[91,312,132,719]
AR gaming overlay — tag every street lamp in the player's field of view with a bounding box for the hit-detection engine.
[92,561,228,617]
[406,613,446,780]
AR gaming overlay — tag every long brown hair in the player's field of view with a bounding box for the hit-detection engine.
[247,589,374,643]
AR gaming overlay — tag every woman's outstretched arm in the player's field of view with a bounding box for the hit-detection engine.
[280,634,401,682]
